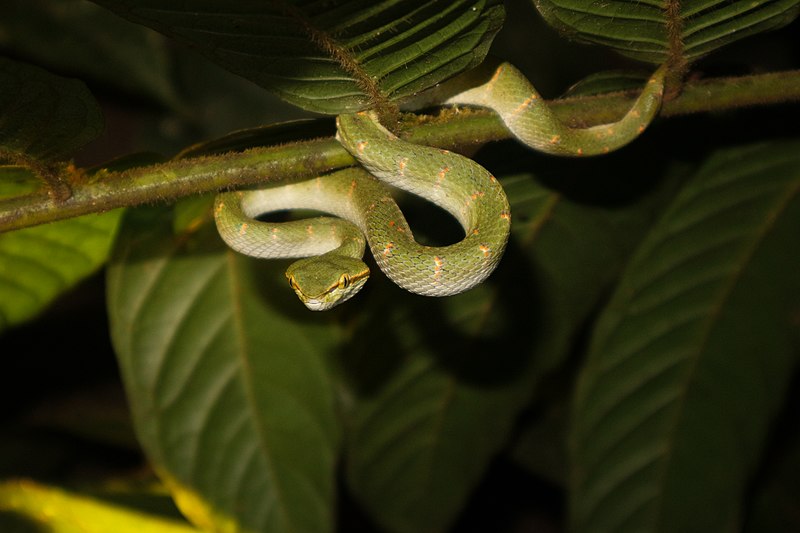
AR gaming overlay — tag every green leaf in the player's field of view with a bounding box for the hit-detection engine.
[0,166,38,198]
[532,0,800,63]
[0,0,180,110]
[342,287,533,533]
[0,480,198,533]
[89,0,505,114]
[342,159,678,533]
[569,140,800,533]
[106,208,341,533]
[0,56,103,162]
[0,169,121,332]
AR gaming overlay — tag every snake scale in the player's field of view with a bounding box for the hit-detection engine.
[215,62,666,310]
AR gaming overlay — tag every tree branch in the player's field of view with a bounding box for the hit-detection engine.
[1,69,799,233]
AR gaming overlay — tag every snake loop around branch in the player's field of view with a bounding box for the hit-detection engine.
[214,62,666,310]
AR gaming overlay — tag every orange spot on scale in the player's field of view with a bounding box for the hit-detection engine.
[479,245,491,258]
[500,211,511,222]
[238,223,248,235]
[472,228,480,235]
[576,148,584,156]
[433,256,444,279]
[637,124,646,134]
[271,228,279,239]
[603,147,610,154]
[398,158,408,175]
[470,191,485,200]
[383,242,394,257]
[486,65,504,92]
[306,225,314,236]
[357,141,368,154]
[514,94,537,114]
[549,135,561,144]
[437,166,450,183]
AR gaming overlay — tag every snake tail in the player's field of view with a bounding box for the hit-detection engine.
[446,62,666,156]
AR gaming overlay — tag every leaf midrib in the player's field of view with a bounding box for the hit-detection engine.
[226,250,294,533]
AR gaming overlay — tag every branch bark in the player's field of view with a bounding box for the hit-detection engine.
[2,69,799,233]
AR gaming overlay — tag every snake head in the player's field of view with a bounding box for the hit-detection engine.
[285,254,370,311]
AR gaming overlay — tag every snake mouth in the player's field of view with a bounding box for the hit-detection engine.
[302,298,332,312]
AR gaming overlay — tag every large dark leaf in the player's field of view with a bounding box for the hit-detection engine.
[107,209,341,533]
[533,0,800,63]
[342,155,680,533]
[89,0,505,114]
[570,140,800,532]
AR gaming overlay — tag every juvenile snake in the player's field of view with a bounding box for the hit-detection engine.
[215,63,666,310]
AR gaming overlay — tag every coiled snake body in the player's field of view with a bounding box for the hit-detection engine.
[215,63,666,310]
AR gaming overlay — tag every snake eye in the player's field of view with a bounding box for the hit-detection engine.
[338,274,350,289]
[288,276,299,291]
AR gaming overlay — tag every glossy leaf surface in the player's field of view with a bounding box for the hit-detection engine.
[107,209,341,533]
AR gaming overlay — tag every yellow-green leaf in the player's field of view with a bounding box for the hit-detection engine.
[0,480,197,533]
[0,169,121,332]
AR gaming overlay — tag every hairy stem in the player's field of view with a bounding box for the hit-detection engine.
[1,69,799,233]
[663,0,688,95]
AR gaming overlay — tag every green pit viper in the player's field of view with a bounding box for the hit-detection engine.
[214,62,666,310]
